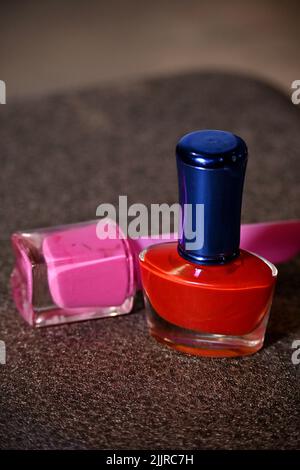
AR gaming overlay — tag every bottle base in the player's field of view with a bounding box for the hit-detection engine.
[11,266,138,327]
[33,295,136,327]
[145,296,270,357]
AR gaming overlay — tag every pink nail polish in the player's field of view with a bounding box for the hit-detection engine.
[11,220,135,326]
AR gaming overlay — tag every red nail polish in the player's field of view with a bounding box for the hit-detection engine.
[139,130,277,357]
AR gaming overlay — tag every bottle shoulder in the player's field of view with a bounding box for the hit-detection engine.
[139,242,277,289]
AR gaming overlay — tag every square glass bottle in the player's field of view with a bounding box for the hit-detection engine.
[11,220,137,326]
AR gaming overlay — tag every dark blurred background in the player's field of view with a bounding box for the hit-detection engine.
[1,0,299,100]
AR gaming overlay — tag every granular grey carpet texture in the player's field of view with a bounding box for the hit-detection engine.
[0,72,299,449]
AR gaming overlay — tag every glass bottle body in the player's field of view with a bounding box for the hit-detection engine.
[139,242,277,357]
[11,220,136,327]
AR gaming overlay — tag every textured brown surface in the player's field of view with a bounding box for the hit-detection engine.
[0,72,299,449]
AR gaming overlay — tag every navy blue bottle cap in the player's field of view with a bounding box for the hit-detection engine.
[176,130,248,265]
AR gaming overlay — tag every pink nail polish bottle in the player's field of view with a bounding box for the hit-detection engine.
[11,219,162,327]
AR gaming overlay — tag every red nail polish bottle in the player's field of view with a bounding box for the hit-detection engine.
[139,130,277,357]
